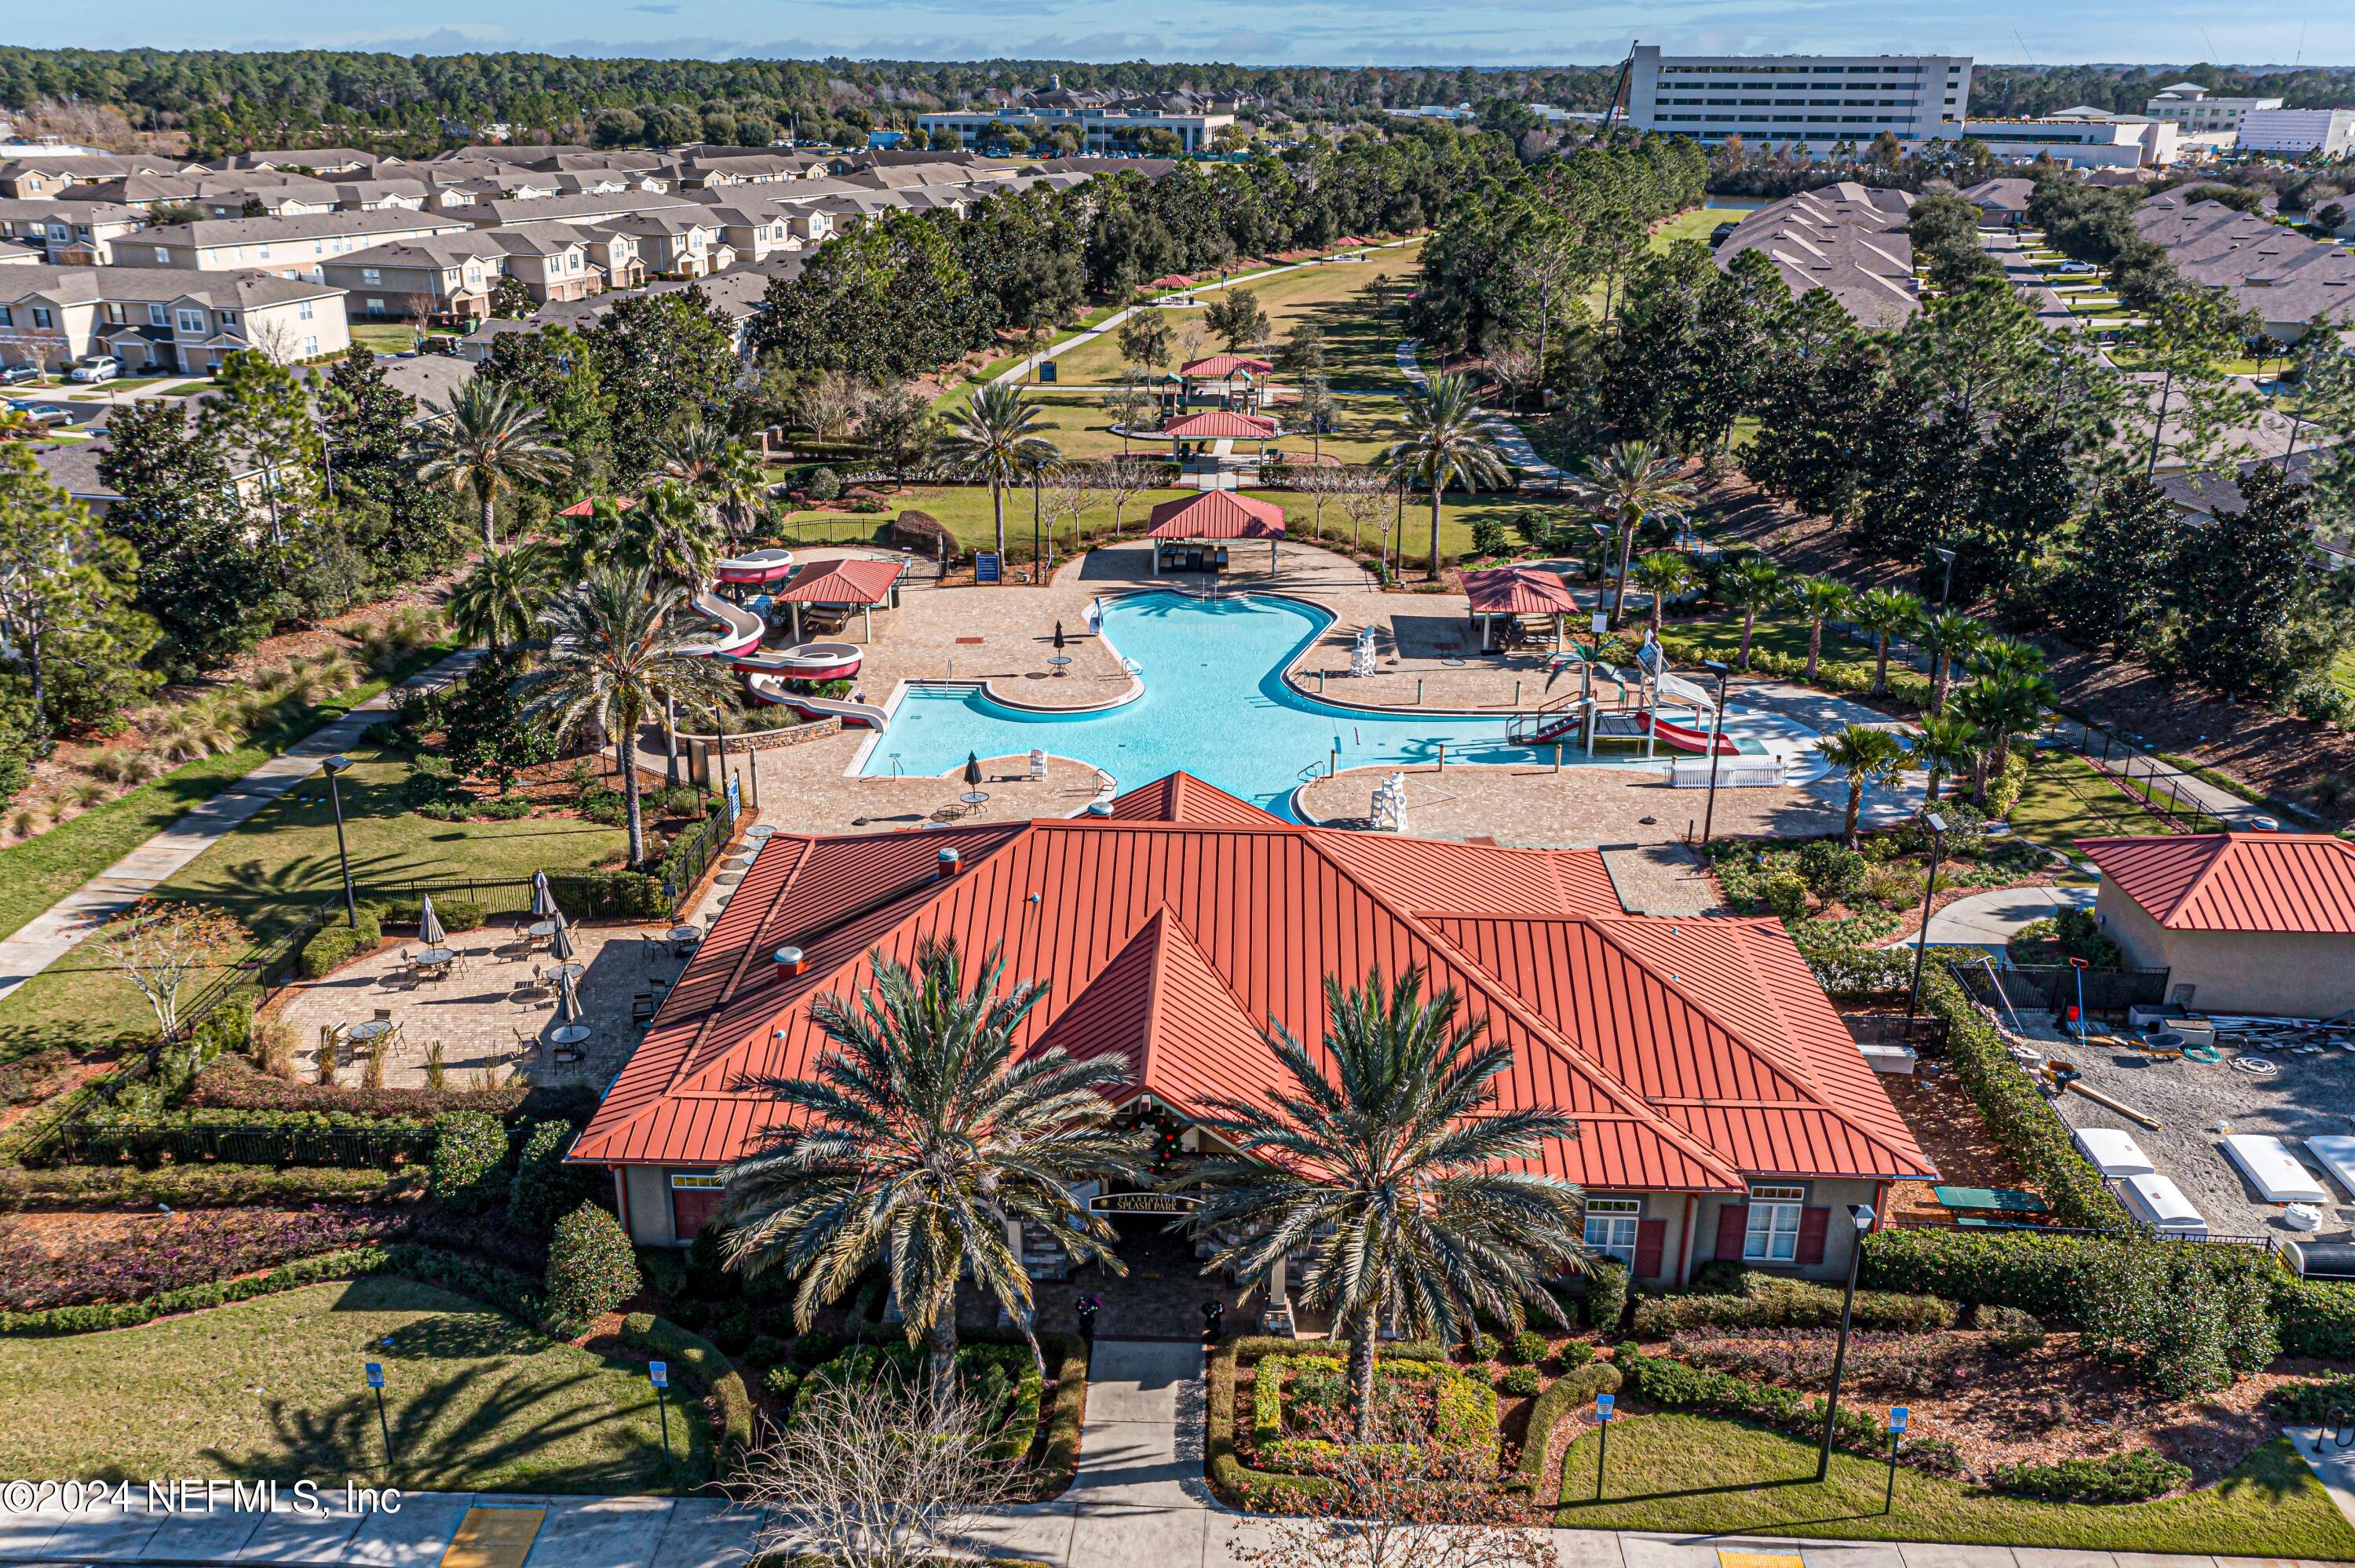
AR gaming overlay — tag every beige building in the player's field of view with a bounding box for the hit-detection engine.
[0,199,141,264]
[0,263,349,375]
[318,233,513,323]
[2079,833,2355,1017]
[111,211,473,277]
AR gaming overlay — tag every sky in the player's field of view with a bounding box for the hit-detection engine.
[4,2,2349,69]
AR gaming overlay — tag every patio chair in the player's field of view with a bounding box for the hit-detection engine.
[372,1008,392,1023]
[632,993,656,1028]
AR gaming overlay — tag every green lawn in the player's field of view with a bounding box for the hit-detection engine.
[1554,1414,2355,1556]
[0,1278,698,1491]
[1003,389,1410,467]
[1656,610,1873,673]
[348,322,422,355]
[2007,749,2163,851]
[1652,206,1741,249]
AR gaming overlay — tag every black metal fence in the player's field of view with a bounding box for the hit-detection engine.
[1952,957,2172,1018]
[2061,723,2236,836]
[659,798,738,910]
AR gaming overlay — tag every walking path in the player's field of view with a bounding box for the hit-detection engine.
[0,650,480,1008]
[1,1339,2341,1568]
[1878,883,2101,952]
[2043,719,2280,831]
[1394,338,1570,483]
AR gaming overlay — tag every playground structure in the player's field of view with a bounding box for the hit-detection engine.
[1506,637,1742,760]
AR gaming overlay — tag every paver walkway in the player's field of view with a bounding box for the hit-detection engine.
[0,650,480,1008]
[2,1340,2339,1568]
[1395,338,1570,483]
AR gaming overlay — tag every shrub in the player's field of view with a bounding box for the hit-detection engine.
[712,1299,755,1355]
[1586,1258,1629,1332]
[577,785,626,825]
[298,906,382,978]
[762,1363,801,1402]
[1498,1365,1543,1397]
[1990,1449,2189,1503]
[1470,516,1513,556]
[2276,1274,2355,1359]
[427,1110,509,1212]
[745,1333,791,1370]
[1505,1329,1550,1366]
[620,1311,753,1451]
[2008,906,2122,969]
[2272,1372,2355,1423]
[1759,870,1810,919]
[1797,841,1867,901]
[1616,1347,1893,1460]
[636,1248,688,1300]
[0,1162,407,1212]
[887,508,957,557]
[0,1205,398,1311]
[1632,1274,1957,1336]
[508,1119,594,1234]
[1556,1338,1596,1369]
[1511,1361,1622,1492]
[546,1203,642,1332]
[2079,1239,2275,1397]
[374,896,487,933]
[1470,1330,1502,1362]
[1978,1303,2047,1351]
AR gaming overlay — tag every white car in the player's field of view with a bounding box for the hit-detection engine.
[69,357,121,384]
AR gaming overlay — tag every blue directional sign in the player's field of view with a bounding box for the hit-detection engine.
[649,1360,669,1389]
[1596,1392,1615,1421]
[365,1362,384,1390]
[1889,1406,1908,1433]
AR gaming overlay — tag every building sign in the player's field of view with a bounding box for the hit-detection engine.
[975,552,1002,584]
[1088,1191,1199,1215]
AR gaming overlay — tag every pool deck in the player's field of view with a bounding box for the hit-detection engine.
[735,541,1921,848]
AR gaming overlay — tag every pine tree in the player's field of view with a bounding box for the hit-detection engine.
[2167,465,2349,700]
[99,401,276,674]
[0,445,158,738]
[199,350,325,560]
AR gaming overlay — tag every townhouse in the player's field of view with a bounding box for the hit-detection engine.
[0,199,141,264]
[113,210,475,279]
[1714,181,1921,324]
[590,209,731,279]
[2132,192,2355,340]
[0,263,349,375]
[316,232,514,323]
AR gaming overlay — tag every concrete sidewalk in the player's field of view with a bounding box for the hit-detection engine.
[1393,338,1570,483]
[0,649,480,1009]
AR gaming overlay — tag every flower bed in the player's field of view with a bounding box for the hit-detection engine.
[0,1204,402,1311]
[1248,1351,1499,1478]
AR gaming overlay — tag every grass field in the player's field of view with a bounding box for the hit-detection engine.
[1553,1415,2353,1555]
[0,1278,698,1491]
[2008,749,2164,851]
[1003,389,1410,467]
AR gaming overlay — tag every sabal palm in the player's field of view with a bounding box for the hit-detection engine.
[1966,669,2054,806]
[1567,439,1692,629]
[414,381,569,550]
[652,414,730,487]
[717,941,1142,1384]
[1945,683,2004,806]
[1186,967,1586,1439]
[514,565,737,866]
[706,438,766,545]
[447,545,550,656]
[1814,724,1908,847]
[1917,611,1983,715]
[1719,556,1784,670]
[1631,551,1695,635]
[1790,577,1854,684]
[1911,712,1981,805]
[1383,372,1512,582]
[1969,636,2047,684]
[935,384,1059,573]
[614,482,723,595]
[1852,588,1925,697]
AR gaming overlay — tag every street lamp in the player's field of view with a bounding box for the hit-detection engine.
[322,755,357,929]
[649,1359,674,1490]
[1931,545,1957,607]
[1700,660,1731,846]
[1903,811,1948,1029]
[1816,1202,1877,1482]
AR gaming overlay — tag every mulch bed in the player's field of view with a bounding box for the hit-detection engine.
[1872,1058,2038,1224]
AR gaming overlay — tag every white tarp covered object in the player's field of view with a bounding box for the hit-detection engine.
[2119,1172,2207,1237]
[2305,1135,2355,1199]
[2220,1133,2331,1204]
[2073,1125,2156,1177]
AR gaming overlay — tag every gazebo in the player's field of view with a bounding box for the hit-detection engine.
[1163,409,1281,463]
[772,556,906,643]
[1146,490,1286,574]
[1179,353,1276,413]
[1460,565,1584,652]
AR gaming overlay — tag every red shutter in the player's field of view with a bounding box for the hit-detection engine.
[1714,1202,1748,1263]
[671,1185,722,1239]
[1634,1219,1668,1280]
[1796,1205,1831,1266]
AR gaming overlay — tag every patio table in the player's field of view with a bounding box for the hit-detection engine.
[1933,1184,2049,1215]
[550,961,585,982]
[667,925,703,954]
[414,947,457,968]
[747,823,777,840]
[347,1019,395,1045]
[960,790,990,816]
[550,1023,592,1047]
[525,921,559,941]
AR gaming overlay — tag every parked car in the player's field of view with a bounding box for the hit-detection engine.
[0,363,38,386]
[2057,261,2097,275]
[5,398,71,427]
[69,356,121,384]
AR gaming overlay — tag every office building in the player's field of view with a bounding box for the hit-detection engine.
[2237,108,2355,159]
[1961,110,2180,168]
[1626,47,1970,153]
[2143,82,2284,141]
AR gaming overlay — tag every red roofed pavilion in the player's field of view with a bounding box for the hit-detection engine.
[2078,833,2355,1016]
[574,771,1933,1295]
[1461,566,1585,651]
[1145,490,1286,573]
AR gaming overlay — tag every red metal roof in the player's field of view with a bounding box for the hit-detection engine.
[1163,410,1281,439]
[1181,354,1275,378]
[2079,833,2355,933]
[1462,567,1583,618]
[571,773,1933,1191]
[1145,490,1286,539]
[772,556,902,606]
[556,495,637,518]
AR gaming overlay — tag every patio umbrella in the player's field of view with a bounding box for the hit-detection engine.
[418,894,446,946]
[557,968,582,1024]
[964,752,983,787]
[529,870,557,918]
[1054,622,1066,651]
[550,924,579,963]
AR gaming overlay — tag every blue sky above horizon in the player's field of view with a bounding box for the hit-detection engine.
[5,4,2350,71]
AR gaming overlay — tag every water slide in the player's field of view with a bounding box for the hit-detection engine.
[1644,715,1740,756]
[743,673,890,729]
[686,548,883,727]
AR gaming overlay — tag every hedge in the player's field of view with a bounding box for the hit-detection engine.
[2272,1373,2355,1423]
[1656,633,1935,712]
[0,1161,409,1211]
[2277,1275,2355,1360]
[185,1064,597,1124]
[427,1110,509,1211]
[1207,1342,1334,1506]
[371,896,487,933]
[298,906,383,978]
[620,1311,754,1451]
[1511,1362,1622,1495]
[1586,1258,1630,1331]
[1989,1448,2189,1503]
[1632,1273,1958,1336]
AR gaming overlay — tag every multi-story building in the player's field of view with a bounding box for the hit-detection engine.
[316,233,514,323]
[2236,108,2355,159]
[0,263,349,376]
[2143,82,2284,143]
[919,84,1237,154]
[111,210,474,278]
[1626,47,1970,154]
[1961,110,2181,168]
[0,199,141,264]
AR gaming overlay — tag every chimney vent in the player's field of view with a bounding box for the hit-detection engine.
[773,946,805,975]
[938,846,962,877]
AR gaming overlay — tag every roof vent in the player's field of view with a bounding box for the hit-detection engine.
[1086,801,1112,817]
[773,946,805,976]
[938,846,962,877]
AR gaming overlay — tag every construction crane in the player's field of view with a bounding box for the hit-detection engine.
[1598,42,1638,132]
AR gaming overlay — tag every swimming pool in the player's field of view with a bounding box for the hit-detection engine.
[857,592,1718,814]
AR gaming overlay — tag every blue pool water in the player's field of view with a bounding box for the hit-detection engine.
[860,592,1660,814]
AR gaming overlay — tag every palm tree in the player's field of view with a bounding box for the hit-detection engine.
[657,418,767,546]
[1382,372,1512,582]
[1911,712,1981,806]
[652,414,729,487]
[1718,556,1784,671]
[447,545,550,656]
[613,482,723,595]
[1945,684,2003,805]
[1789,577,1854,684]
[1631,551,1695,636]
[707,438,767,546]
[1969,636,2047,684]
[717,941,1142,1384]
[934,384,1060,577]
[414,381,569,550]
[1917,611,1983,716]
[1814,724,1908,847]
[1567,439,1693,629]
[1185,967,1586,1439]
[1965,669,2054,808]
[516,565,737,866]
[1851,587,1925,697]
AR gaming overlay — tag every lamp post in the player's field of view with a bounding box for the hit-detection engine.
[1932,545,1956,607]
[322,755,357,929]
[1816,1202,1877,1482]
[649,1360,674,1489]
[1904,811,1948,1029]
[1700,659,1731,846]
[1885,1406,1908,1514]
[1594,1391,1615,1501]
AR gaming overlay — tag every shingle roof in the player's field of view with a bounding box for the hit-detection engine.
[137,210,469,246]
[2081,833,2355,933]
[569,776,1936,1189]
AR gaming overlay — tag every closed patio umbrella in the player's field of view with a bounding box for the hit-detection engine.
[1054,622,1066,651]
[550,924,579,963]
[557,968,582,1024]
[530,870,557,918]
[418,894,446,946]
[964,752,983,787]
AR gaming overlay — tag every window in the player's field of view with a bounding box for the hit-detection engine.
[31,307,51,330]
[1743,1184,1806,1262]
[1584,1199,1641,1265]
[257,244,270,260]
[154,246,170,263]
[302,336,318,357]
[0,307,11,326]
[367,297,386,313]
[361,268,381,284]
[217,309,235,326]
[177,308,205,333]
[151,303,172,327]
[298,300,313,321]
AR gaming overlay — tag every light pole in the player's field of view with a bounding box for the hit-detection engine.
[1932,545,1956,607]
[1700,659,1731,847]
[649,1359,674,1489]
[1903,811,1948,1029]
[1885,1406,1908,1514]
[1816,1202,1876,1482]
[323,755,357,929]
